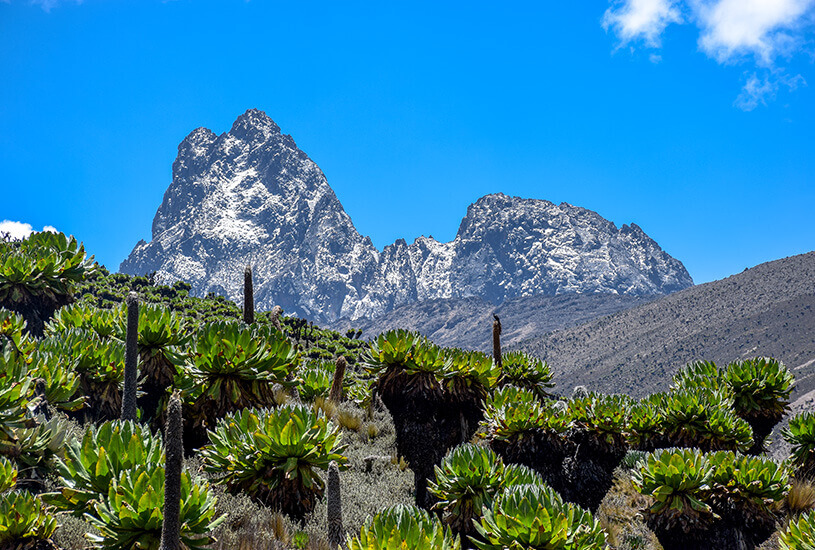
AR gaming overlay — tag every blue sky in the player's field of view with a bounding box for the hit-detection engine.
[1,0,813,285]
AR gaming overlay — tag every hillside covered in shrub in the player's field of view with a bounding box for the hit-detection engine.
[1,231,814,549]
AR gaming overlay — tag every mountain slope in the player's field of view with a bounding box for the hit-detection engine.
[329,293,654,351]
[515,251,815,399]
[121,109,693,323]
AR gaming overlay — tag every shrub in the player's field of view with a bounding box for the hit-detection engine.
[497,351,554,400]
[632,448,790,549]
[45,420,164,517]
[563,392,632,510]
[783,412,815,479]
[201,404,348,519]
[779,510,815,550]
[672,357,795,453]
[0,490,58,545]
[297,361,334,401]
[45,301,125,340]
[26,349,84,413]
[39,328,125,421]
[0,232,95,336]
[631,448,716,531]
[346,504,461,550]
[0,308,35,356]
[629,388,752,452]
[472,483,606,549]
[186,322,296,411]
[135,303,188,421]
[86,463,222,550]
[427,444,505,540]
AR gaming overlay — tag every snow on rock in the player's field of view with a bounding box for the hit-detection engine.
[120,109,693,323]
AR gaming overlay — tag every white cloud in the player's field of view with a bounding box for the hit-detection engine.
[0,220,58,240]
[734,70,807,110]
[694,0,815,64]
[603,0,815,108]
[603,0,684,46]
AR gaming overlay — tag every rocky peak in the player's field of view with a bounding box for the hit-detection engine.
[122,110,693,324]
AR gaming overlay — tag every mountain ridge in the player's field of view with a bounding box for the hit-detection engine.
[513,250,815,400]
[121,109,693,323]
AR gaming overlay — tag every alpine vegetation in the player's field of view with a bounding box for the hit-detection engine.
[1,231,810,550]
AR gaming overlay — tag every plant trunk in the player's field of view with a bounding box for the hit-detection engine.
[121,292,139,421]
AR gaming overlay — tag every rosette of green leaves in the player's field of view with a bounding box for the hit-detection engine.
[497,351,554,400]
[0,490,57,545]
[503,463,545,487]
[0,456,16,492]
[26,349,84,412]
[347,376,374,408]
[296,361,334,401]
[428,444,506,537]
[362,329,423,376]
[40,328,124,420]
[567,392,631,448]
[137,303,189,420]
[779,510,815,550]
[45,420,164,517]
[0,350,33,444]
[631,448,716,527]
[0,308,34,356]
[782,412,815,478]
[0,231,95,302]
[628,392,669,449]
[45,301,125,340]
[481,386,569,443]
[708,452,790,518]
[445,349,498,404]
[725,357,794,420]
[472,483,606,549]
[347,504,461,550]
[201,403,348,518]
[671,361,725,394]
[185,321,297,419]
[4,416,68,478]
[138,303,188,376]
[86,463,222,550]
[630,388,752,452]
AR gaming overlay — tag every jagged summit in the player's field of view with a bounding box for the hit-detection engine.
[121,110,693,323]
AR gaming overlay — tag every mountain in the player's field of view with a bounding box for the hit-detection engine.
[329,293,655,351]
[121,109,693,324]
[514,251,815,400]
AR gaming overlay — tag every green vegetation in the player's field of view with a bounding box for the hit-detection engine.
[672,357,795,453]
[473,484,606,550]
[86,464,221,550]
[783,412,815,479]
[46,420,164,516]
[779,510,815,550]
[201,404,348,519]
[428,443,544,542]
[0,456,58,547]
[632,448,790,549]
[346,504,461,550]
[0,232,96,336]
[1,231,809,550]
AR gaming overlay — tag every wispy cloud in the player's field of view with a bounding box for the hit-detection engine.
[603,0,683,47]
[603,0,815,109]
[0,220,58,240]
[28,0,83,12]
[734,70,807,110]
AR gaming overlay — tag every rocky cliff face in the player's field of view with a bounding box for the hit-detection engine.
[121,109,693,323]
